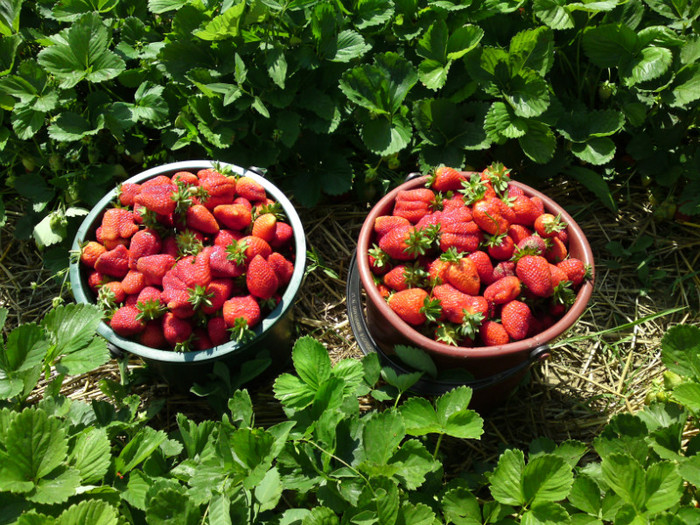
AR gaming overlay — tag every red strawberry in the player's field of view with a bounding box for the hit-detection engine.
[135,286,166,321]
[472,197,515,235]
[94,244,130,278]
[196,169,217,181]
[128,229,162,269]
[110,305,146,336]
[268,252,294,287]
[88,271,111,294]
[438,215,482,254]
[213,204,252,230]
[139,321,167,348]
[530,196,545,216]
[98,281,126,307]
[161,236,179,258]
[252,213,277,243]
[233,196,253,210]
[374,215,412,239]
[80,241,106,268]
[549,264,569,288]
[202,278,235,315]
[383,265,410,291]
[556,258,591,287]
[377,283,391,299]
[387,288,440,326]
[378,225,426,261]
[511,195,541,226]
[444,253,481,295]
[467,251,495,286]
[428,166,467,192]
[162,312,193,348]
[214,229,245,247]
[186,204,220,235]
[516,235,548,256]
[136,254,176,286]
[428,258,450,285]
[507,184,525,198]
[492,261,516,281]
[415,210,443,232]
[270,222,294,248]
[246,254,279,300]
[393,188,436,223]
[135,183,177,215]
[442,196,469,214]
[507,224,532,245]
[172,171,199,186]
[544,236,568,263]
[501,300,533,341]
[209,244,245,278]
[118,183,141,207]
[101,208,139,241]
[121,270,146,295]
[238,236,272,262]
[207,316,229,346]
[432,284,487,337]
[173,250,212,289]
[236,176,267,202]
[223,295,261,328]
[516,255,553,297]
[479,320,510,346]
[141,175,172,187]
[484,276,521,305]
[200,172,237,209]
[192,329,213,351]
[534,213,566,239]
[486,234,515,261]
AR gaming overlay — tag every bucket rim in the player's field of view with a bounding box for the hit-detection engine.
[356,174,595,360]
[69,160,306,364]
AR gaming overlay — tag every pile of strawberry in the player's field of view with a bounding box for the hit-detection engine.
[78,166,296,352]
[367,163,592,347]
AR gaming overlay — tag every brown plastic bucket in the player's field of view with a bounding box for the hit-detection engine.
[353,174,595,411]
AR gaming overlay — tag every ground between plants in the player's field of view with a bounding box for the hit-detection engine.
[1,177,698,475]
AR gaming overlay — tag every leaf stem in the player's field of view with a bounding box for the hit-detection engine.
[432,433,444,459]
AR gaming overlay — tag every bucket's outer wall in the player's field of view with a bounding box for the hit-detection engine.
[356,175,594,404]
[69,160,306,387]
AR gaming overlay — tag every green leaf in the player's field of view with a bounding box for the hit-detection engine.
[522,455,574,505]
[661,324,700,380]
[504,69,550,118]
[400,397,441,436]
[568,475,601,515]
[363,410,406,465]
[2,323,49,373]
[273,373,317,409]
[447,25,484,61]
[48,112,100,142]
[194,3,245,40]
[37,12,125,89]
[518,121,556,163]
[265,47,287,89]
[0,34,21,75]
[354,0,394,29]
[485,101,528,139]
[488,448,526,506]
[419,59,450,91]
[40,304,103,365]
[0,0,22,36]
[436,386,483,439]
[330,30,371,63]
[56,500,120,525]
[622,46,672,86]
[360,112,412,156]
[148,0,189,14]
[665,64,700,108]
[302,506,338,525]
[644,461,683,513]
[69,427,110,484]
[521,502,570,525]
[571,137,616,165]
[115,427,167,475]
[413,99,490,150]
[441,485,482,525]
[416,19,448,63]
[582,24,638,68]
[53,0,119,22]
[132,82,168,124]
[292,336,331,390]
[16,511,56,525]
[29,467,81,504]
[679,455,700,486]
[533,0,575,29]
[394,346,438,378]
[390,440,438,490]
[56,336,109,376]
[11,106,45,140]
[601,454,645,511]
[681,35,700,65]
[567,166,617,212]
[673,383,700,412]
[146,485,201,525]
[255,466,282,512]
[509,27,555,76]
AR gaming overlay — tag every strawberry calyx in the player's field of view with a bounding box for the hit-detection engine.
[552,281,576,306]
[435,322,460,346]
[457,310,485,340]
[484,162,511,197]
[228,317,256,342]
[439,246,465,263]
[225,239,250,266]
[420,295,442,323]
[403,228,433,257]
[136,298,167,321]
[173,336,194,353]
[97,286,119,317]
[368,244,391,269]
[176,230,204,257]
[459,173,490,205]
[485,232,508,249]
[188,284,214,310]
[253,201,285,221]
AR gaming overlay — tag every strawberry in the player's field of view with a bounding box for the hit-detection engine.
[173,251,212,289]
[101,208,139,241]
[438,215,482,254]
[252,213,277,243]
[270,222,294,248]
[136,254,176,286]
[223,295,261,329]
[442,195,470,214]
[236,176,267,202]
[507,184,525,198]
[459,172,497,205]
[209,244,245,278]
[236,236,272,263]
[556,258,591,287]
[374,215,411,239]
[213,204,252,230]
[128,229,162,269]
[481,162,511,197]
[428,166,467,192]
[110,305,146,336]
[479,320,510,346]
[121,270,146,295]
[171,171,199,186]
[516,255,553,297]
[214,229,244,247]
[549,263,570,289]
[486,233,515,261]
[134,183,177,215]
[368,246,392,276]
[383,264,426,291]
[427,258,450,285]
[97,281,126,311]
[534,213,566,239]
[202,278,235,315]
[117,183,141,207]
[432,284,487,337]
[507,224,532,245]
[162,312,193,349]
[186,204,220,235]
[136,286,164,310]
[246,254,279,300]
[268,252,295,287]
[501,300,533,341]
[193,329,214,351]
[200,172,237,209]
[161,236,179,258]
[387,288,441,326]
[80,241,106,268]
[544,236,568,263]
[94,244,130,278]
[442,249,480,295]
[393,188,436,223]
[516,235,548,257]
[233,196,253,211]
[376,283,391,299]
[141,175,172,187]
[472,197,515,235]
[511,195,541,226]
[139,321,167,349]
[492,261,516,281]
[378,224,430,261]
[196,168,217,181]
[88,271,111,294]
[207,316,229,347]
[415,210,443,232]
[483,276,521,305]
[467,251,495,286]
[530,196,545,216]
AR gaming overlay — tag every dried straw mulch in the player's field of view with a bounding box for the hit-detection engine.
[1,177,699,471]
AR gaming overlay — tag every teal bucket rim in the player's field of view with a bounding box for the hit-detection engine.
[69,160,306,364]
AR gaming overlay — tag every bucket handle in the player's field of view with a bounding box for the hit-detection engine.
[346,252,549,395]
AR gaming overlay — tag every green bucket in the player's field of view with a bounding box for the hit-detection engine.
[69,160,306,387]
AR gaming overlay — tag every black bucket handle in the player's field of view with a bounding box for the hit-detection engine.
[346,252,550,396]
